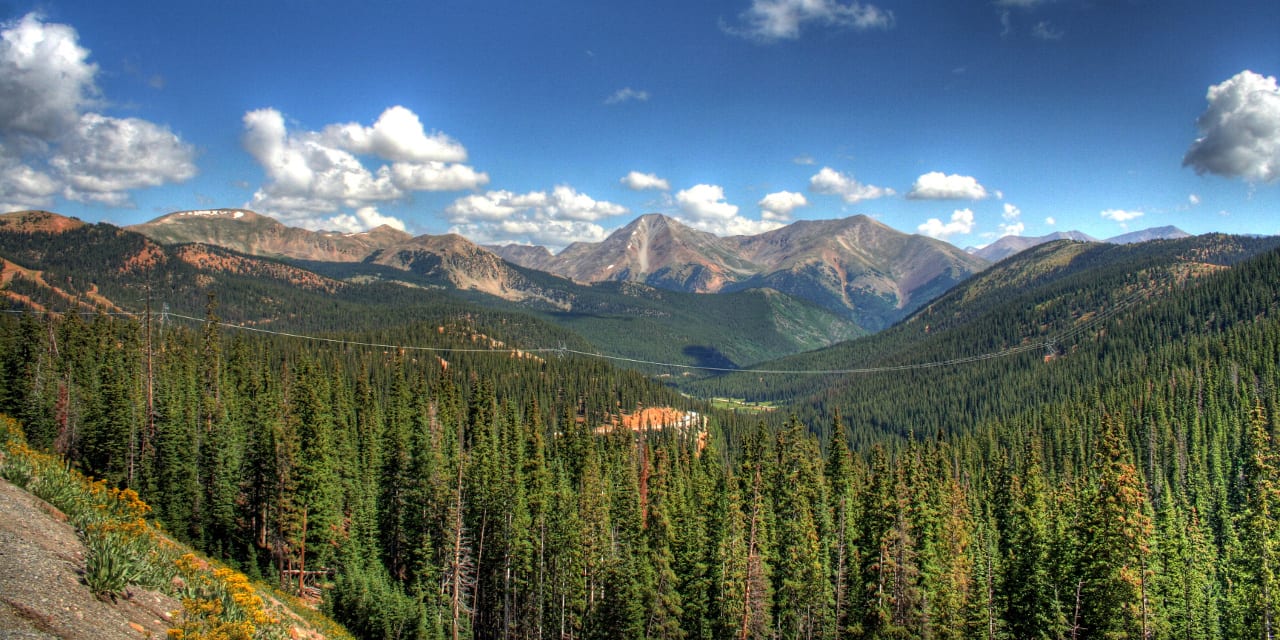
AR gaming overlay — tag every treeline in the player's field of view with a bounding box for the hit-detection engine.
[0,247,1279,638]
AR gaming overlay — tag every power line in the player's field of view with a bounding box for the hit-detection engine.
[2,289,1145,375]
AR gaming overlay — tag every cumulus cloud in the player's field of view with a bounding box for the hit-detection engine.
[390,162,489,191]
[444,185,627,249]
[676,184,739,221]
[51,113,197,205]
[452,218,609,248]
[0,13,98,139]
[728,0,893,42]
[1183,70,1280,184]
[0,157,58,212]
[326,206,408,234]
[0,13,195,211]
[605,87,649,105]
[809,166,894,204]
[999,221,1025,236]
[1101,208,1144,223]
[758,190,807,220]
[241,106,488,229]
[621,171,670,191]
[907,171,990,200]
[673,183,784,236]
[1045,216,1056,226]
[1188,193,1201,206]
[997,202,1024,236]
[917,208,975,240]
[321,105,467,163]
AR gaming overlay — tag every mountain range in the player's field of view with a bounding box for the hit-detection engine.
[133,209,989,333]
[0,207,1215,372]
[970,225,1190,262]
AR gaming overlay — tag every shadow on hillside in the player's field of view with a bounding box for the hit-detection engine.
[683,345,737,370]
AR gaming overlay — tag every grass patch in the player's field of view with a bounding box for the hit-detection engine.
[708,397,779,413]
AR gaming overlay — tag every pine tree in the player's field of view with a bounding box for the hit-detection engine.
[1072,414,1155,639]
[999,442,1062,639]
[1237,402,1280,639]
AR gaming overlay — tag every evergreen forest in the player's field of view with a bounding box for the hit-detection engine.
[3,231,1280,639]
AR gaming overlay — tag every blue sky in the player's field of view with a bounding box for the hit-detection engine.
[0,1,1276,250]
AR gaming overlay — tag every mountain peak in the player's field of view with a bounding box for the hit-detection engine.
[361,223,413,244]
[151,208,266,224]
[1106,226,1191,244]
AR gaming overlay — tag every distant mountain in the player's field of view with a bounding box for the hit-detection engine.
[972,226,1194,263]
[497,214,760,292]
[129,209,412,262]
[725,215,986,330]
[497,213,987,331]
[1105,225,1190,244]
[131,209,567,306]
[29,210,862,368]
[971,231,1097,263]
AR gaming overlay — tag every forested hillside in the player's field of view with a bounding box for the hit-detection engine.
[1,235,1280,638]
[692,235,1280,442]
[0,212,863,370]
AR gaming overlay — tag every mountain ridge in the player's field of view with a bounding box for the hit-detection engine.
[492,213,988,328]
[971,226,1191,262]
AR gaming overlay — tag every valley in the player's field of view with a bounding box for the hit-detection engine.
[2,207,1280,639]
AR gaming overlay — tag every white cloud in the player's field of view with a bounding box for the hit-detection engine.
[792,154,817,165]
[1183,70,1280,184]
[1188,193,1201,206]
[0,13,196,211]
[621,171,670,191]
[0,156,58,211]
[390,161,489,191]
[452,218,608,248]
[729,0,893,42]
[809,166,894,204]
[326,206,407,233]
[907,171,989,200]
[674,183,784,236]
[321,105,467,163]
[758,190,807,220]
[1045,216,1056,226]
[676,184,738,221]
[444,185,628,249]
[605,87,649,105]
[0,13,97,139]
[1100,208,1144,222]
[917,208,975,240]
[999,221,1025,237]
[997,202,1023,236]
[51,113,196,205]
[241,106,487,229]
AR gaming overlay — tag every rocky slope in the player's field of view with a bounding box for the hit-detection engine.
[496,214,987,328]
[129,209,411,262]
[0,478,178,640]
[131,209,559,305]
